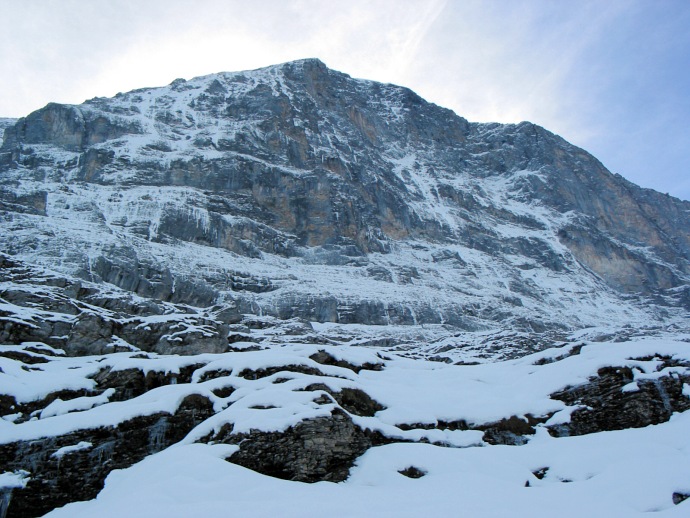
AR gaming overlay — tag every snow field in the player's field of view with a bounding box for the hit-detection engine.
[1,336,689,516]
[45,412,690,517]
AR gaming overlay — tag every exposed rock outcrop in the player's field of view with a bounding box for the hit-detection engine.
[549,361,690,437]
[217,409,373,482]
[0,394,214,518]
[0,253,230,356]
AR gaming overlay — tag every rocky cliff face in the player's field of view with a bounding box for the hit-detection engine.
[1,59,688,332]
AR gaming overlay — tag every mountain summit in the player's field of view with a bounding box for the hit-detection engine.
[1,58,688,334]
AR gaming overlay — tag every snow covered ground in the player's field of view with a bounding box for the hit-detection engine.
[2,334,689,516]
[46,416,690,518]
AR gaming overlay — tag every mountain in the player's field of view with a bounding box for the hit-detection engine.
[1,59,689,517]
[0,58,688,338]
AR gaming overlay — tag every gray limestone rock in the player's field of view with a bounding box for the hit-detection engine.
[549,361,690,437]
[0,58,688,333]
[220,408,372,482]
[0,394,215,518]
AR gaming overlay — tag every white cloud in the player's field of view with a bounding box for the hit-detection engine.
[1,0,688,199]
[0,0,448,114]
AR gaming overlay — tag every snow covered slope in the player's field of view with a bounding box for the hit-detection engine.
[1,335,690,516]
[1,59,688,332]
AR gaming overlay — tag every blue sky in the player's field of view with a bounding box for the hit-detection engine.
[1,0,688,199]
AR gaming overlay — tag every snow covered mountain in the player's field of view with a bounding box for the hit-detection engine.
[1,59,689,517]
[1,58,688,334]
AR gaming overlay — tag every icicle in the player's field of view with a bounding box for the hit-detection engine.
[92,441,116,465]
[0,489,12,518]
[148,417,169,453]
[653,379,673,413]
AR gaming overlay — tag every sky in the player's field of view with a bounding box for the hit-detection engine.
[1,0,689,200]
